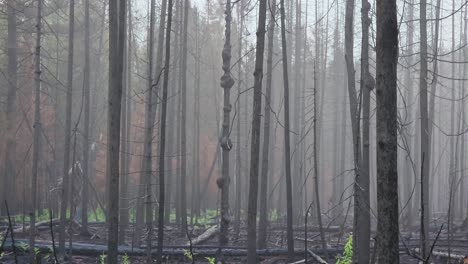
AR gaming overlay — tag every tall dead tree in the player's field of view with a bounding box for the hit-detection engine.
[157,0,174,261]
[246,0,268,261]
[119,0,133,243]
[81,0,91,236]
[258,0,276,249]
[234,0,245,237]
[107,0,126,262]
[59,0,75,257]
[375,0,399,262]
[402,0,415,227]
[219,0,234,246]
[280,0,295,258]
[3,0,18,216]
[419,0,430,258]
[356,0,373,262]
[180,0,190,233]
[29,0,42,261]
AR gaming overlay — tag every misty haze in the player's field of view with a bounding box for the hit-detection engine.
[0,0,465,263]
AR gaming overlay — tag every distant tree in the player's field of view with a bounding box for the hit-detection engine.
[279,0,294,259]
[81,0,91,236]
[2,0,18,216]
[180,0,190,234]
[59,0,75,258]
[29,0,42,262]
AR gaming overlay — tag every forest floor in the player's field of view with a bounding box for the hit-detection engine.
[0,216,467,263]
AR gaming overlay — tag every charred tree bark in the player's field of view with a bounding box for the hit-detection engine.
[375,0,399,262]
[246,0,267,261]
[107,0,126,262]
[419,0,430,258]
[258,0,276,249]
[218,0,235,247]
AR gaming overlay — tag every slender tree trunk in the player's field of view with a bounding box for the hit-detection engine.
[313,63,327,253]
[234,0,245,237]
[29,1,42,262]
[180,0,190,234]
[356,0,372,261]
[345,0,364,258]
[157,0,173,262]
[246,0,268,261]
[219,0,234,247]
[419,0,430,258]
[402,0,415,227]
[107,0,126,262]
[375,1,399,262]
[119,0,132,243]
[257,0,276,249]
[59,0,75,257]
[280,0,295,259]
[3,0,18,216]
[191,11,201,223]
[81,0,91,236]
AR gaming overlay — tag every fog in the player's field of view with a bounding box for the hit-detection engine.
[0,0,466,263]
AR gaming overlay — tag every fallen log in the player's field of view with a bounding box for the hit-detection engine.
[187,225,218,246]
[413,248,465,262]
[270,225,341,233]
[290,249,328,264]
[4,239,342,258]
[13,218,60,233]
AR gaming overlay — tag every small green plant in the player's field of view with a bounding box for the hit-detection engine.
[205,256,215,264]
[336,235,353,264]
[18,242,29,253]
[34,247,40,257]
[100,253,107,264]
[183,249,193,261]
[122,253,130,264]
[0,252,5,260]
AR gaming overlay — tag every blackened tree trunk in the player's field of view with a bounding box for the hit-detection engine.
[81,0,91,236]
[219,0,235,247]
[419,0,430,258]
[107,0,126,262]
[375,0,399,262]
[356,0,372,262]
[29,0,42,261]
[246,0,268,261]
[59,0,75,258]
[280,0,294,259]
[257,0,276,249]
[180,0,190,234]
[157,0,174,262]
[3,0,18,216]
